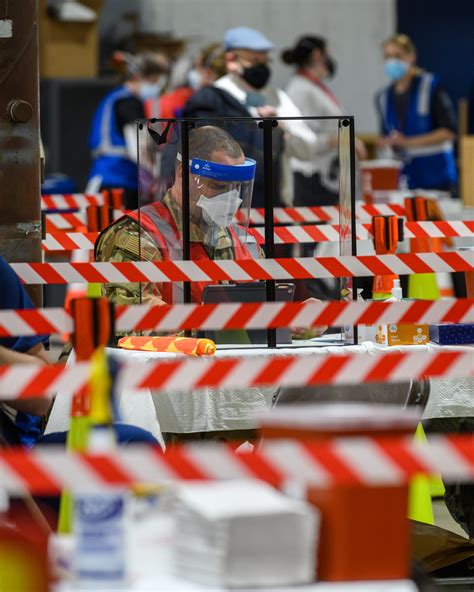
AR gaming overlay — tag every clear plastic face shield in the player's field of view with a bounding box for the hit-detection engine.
[179,154,256,240]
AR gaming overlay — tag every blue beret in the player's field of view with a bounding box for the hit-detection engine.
[224,27,274,52]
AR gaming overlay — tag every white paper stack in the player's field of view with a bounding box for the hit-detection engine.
[173,480,318,588]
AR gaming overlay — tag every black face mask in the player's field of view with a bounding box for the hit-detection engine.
[241,63,271,90]
[325,55,337,78]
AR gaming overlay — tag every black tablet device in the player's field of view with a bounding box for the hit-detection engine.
[201,282,295,346]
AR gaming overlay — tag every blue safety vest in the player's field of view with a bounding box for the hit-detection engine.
[88,87,138,190]
[377,73,457,189]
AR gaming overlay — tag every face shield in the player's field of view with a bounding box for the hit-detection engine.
[179,154,256,234]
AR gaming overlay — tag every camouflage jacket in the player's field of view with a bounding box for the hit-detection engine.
[95,191,263,306]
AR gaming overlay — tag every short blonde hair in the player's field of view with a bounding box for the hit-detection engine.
[383,33,416,55]
[199,43,227,78]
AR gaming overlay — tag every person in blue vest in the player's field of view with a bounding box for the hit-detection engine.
[88,52,168,210]
[375,34,457,192]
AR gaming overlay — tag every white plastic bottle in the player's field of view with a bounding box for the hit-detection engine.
[73,428,129,588]
[386,278,403,302]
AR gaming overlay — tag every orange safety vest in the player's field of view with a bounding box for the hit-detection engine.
[127,200,261,304]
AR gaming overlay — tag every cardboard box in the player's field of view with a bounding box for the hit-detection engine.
[360,322,429,346]
[39,0,103,79]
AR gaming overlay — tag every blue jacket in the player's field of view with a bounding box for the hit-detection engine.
[0,257,49,446]
[376,73,457,189]
[88,87,138,190]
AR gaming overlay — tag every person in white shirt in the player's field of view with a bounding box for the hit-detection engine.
[282,35,367,206]
[183,27,329,207]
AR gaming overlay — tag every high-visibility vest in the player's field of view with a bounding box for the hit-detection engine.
[126,200,261,304]
[88,87,138,190]
[376,73,457,189]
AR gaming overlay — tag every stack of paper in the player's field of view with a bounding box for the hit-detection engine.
[173,480,318,588]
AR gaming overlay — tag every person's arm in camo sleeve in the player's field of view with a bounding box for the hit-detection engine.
[95,217,167,307]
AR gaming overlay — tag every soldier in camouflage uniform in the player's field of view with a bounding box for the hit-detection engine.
[95,125,266,444]
[95,125,262,307]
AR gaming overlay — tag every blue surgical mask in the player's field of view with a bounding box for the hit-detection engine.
[138,82,162,101]
[384,58,409,82]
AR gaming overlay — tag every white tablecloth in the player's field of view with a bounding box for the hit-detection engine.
[45,340,473,440]
[106,341,474,437]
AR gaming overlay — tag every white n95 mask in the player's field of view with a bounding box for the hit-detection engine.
[196,189,242,227]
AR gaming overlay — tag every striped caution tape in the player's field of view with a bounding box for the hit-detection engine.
[0,350,472,399]
[11,252,474,284]
[114,298,474,333]
[43,231,99,251]
[1,435,473,494]
[42,220,474,251]
[41,193,104,210]
[241,204,407,224]
[1,299,472,337]
[41,197,407,222]
[44,209,125,231]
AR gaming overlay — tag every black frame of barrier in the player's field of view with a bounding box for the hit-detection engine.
[136,115,358,347]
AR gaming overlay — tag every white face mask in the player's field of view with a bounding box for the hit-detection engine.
[138,81,162,101]
[196,189,242,227]
[188,68,203,90]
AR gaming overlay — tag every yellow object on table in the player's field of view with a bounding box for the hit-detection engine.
[118,336,216,356]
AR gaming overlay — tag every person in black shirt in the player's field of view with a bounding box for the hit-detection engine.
[376,34,457,192]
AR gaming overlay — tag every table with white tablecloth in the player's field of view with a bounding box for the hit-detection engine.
[46,341,473,444]
[101,341,473,442]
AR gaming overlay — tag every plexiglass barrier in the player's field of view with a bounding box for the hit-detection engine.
[134,116,357,347]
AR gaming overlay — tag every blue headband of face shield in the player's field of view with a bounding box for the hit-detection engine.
[190,157,257,182]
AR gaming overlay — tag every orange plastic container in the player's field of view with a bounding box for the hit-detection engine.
[260,404,420,582]
[360,160,402,204]
[466,271,474,298]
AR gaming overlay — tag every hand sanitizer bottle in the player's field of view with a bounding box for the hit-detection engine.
[386,278,403,302]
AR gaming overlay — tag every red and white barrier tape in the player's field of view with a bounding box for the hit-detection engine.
[251,220,474,243]
[114,298,474,333]
[42,220,474,251]
[1,299,472,337]
[41,193,104,210]
[1,435,473,494]
[0,350,472,400]
[45,209,125,231]
[242,204,407,224]
[41,198,406,222]
[43,232,99,251]
[12,252,474,284]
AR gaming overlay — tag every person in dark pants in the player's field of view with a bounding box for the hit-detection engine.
[423,416,474,539]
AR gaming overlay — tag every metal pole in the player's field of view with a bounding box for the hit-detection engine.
[348,117,357,258]
[180,121,192,315]
[0,0,42,305]
[348,117,359,344]
[261,119,277,348]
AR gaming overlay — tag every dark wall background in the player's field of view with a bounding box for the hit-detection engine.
[41,78,116,190]
[398,0,474,132]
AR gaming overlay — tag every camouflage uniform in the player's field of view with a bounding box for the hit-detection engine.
[95,190,263,306]
[95,191,265,444]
